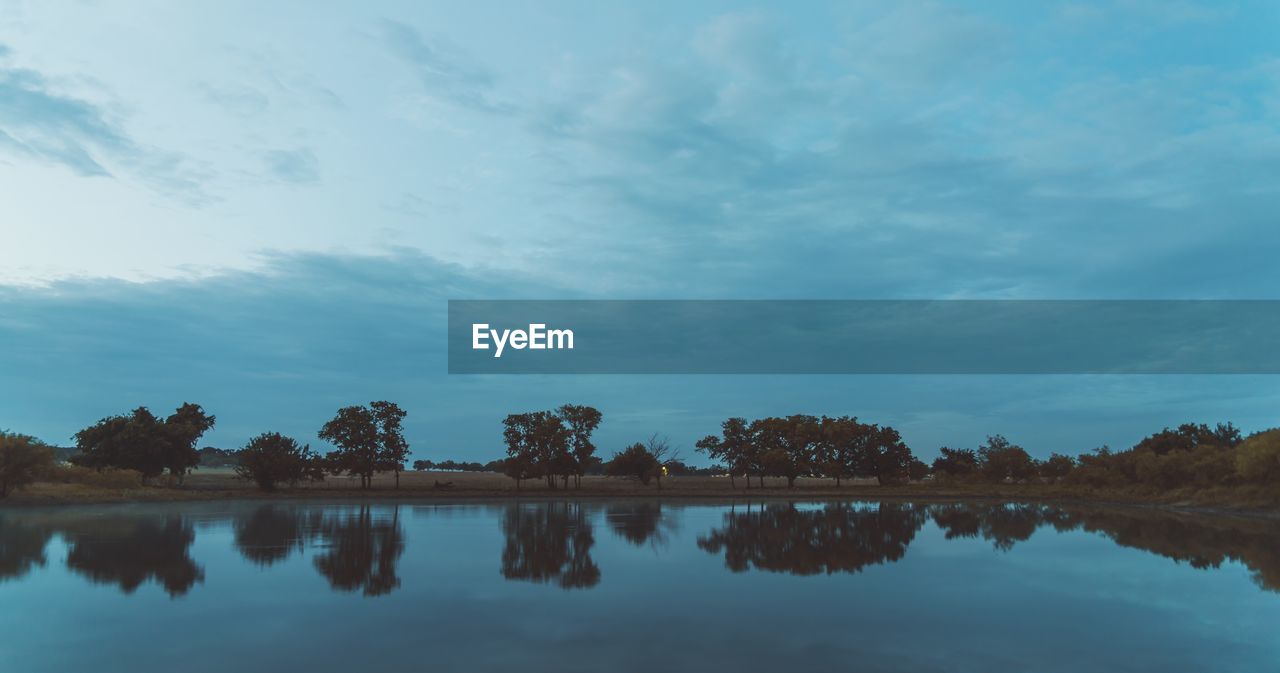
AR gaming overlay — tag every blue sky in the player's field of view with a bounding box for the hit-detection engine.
[2,0,1280,460]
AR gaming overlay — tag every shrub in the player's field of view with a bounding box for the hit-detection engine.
[0,432,56,497]
[1236,429,1280,484]
[235,432,321,491]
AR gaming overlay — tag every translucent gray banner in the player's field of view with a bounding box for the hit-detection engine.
[447,300,1280,374]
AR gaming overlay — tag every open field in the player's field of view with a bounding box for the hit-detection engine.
[4,468,1279,515]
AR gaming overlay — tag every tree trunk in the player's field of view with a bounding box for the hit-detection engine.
[787,475,796,488]
[758,474,764,488]
[395,470,400,489]
[729,473,735,489]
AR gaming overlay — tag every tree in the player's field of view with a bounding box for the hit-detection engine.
[370,401,410,489]
[557,404,602,488]
[932,447,979,480]
[863,425,914,485]
[908,457,930,481]
[235,432,318,492]
[644,434,679,489]
[496,455,537,490]
[816,416,866,487]
[695,417,754,488]
[319,405,380,489]
[605,443,661,486]
[977,435,1037,483]
[162,403,216,485]
[1040,453,1076,483]
[73,407,169,481]
[502,411,570,489]
[0,432,55,498]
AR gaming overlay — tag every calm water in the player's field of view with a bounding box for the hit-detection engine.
[1,500,1277,673]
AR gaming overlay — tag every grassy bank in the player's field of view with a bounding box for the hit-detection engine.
[3,468,1278,514]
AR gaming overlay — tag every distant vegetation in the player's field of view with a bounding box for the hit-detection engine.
[4,400,1280,501]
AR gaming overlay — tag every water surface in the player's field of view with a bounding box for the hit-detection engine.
[1,499,1277,672]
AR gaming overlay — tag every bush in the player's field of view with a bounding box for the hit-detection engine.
[235,432,321,491]
[1237,429,1280,484]
[0,432,56,497]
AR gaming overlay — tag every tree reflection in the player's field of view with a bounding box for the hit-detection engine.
[64,516,204,597]
[233,505,321,567]
[930,503,1046,551]
[697,503,926,575]
[606,503,675,548]
[313,506,405,596]
[0,516,53,581]
[500,502,600,589]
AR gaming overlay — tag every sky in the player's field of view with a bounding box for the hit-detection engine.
[2,0,1280,461]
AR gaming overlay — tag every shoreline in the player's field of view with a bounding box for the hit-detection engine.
[3,472,1277,520]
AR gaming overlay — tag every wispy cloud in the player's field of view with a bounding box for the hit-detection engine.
[0,50,212,203]
[378,19,514,114]
[262,148,320,184]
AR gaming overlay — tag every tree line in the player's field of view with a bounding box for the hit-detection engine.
[0,400,414,494]
[5,401,1280,497]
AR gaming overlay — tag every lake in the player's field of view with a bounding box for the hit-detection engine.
[1,499,1277,672]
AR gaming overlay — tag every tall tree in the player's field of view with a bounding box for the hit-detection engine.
[502,411,570,489]
[557,404,602,488]
[695,417,754,488]
[162,403,216,485]
[319,405,381,489]
[370,401,410,489]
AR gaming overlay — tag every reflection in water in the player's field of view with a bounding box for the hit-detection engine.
[1,501,1279,597]
[233,505,317,567]
[697,503,926,575]
[313,506,405,596]
[64,516,204,597]
[500,502,600,589]
[605,503,675,547]
[0,516,53,580]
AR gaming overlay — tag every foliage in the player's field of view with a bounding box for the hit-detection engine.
[501,405,603,489]
[235,432,321,491]
[1237,429,1280,484]
[932,447,979,480]
[72,404,216,483]
[318,401,409,489]
[0,432,55,497]
[604,442,661,485]
[977,435,1038,483]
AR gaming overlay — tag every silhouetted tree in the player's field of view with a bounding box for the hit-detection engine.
[696,417,755,488]
[71,404,215,484]
[319,402,409,489]
[236,432,322,491]
[162,403,216,485]
[605,442,661,486]
[371,401,410,489]
[558,404,602,488]
[502,411,570,489]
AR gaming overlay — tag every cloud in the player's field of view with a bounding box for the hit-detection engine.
[263,148,320,184]
[378,19,514,114]
[0,53,212,202]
